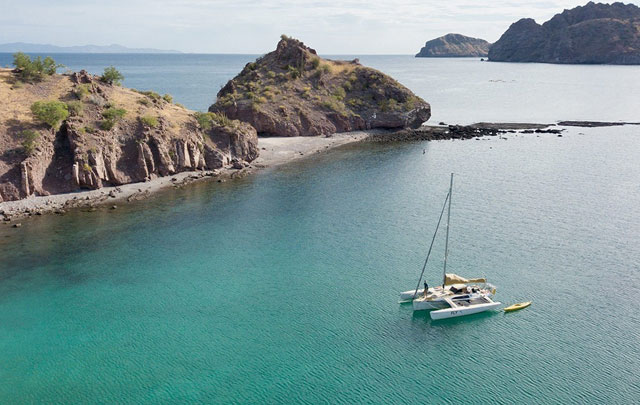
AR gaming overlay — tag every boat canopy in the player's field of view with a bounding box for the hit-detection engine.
[444,273,486,286]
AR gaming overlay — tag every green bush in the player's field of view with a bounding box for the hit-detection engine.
[140,115,159,127]
[101,66,124,85]
[100,107,126,130]
[20,130,40,155]
[162,93,173,103]
[100,120,115,130]
[66,101,84,116]
[139,90,161,102]
[194,111,233,130]
[311,58,320,69]
[209,112,233,127]
[13,53,62,82]
[332,87,346,101]
[137,97,151,106]
[31,100,69,128]
[74,84,91,99]
[194,112,212,130]
[102,107,126,121]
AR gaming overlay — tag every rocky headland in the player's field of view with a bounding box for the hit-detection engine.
[415,34,491,57]
[0,67,258,203]
[489,1,640,64]
[209,36,431,137]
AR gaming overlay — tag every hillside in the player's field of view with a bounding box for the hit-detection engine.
[209,36,431,137]
[489,1,640,64]
[0,67,257,202]
[415,34,491,57]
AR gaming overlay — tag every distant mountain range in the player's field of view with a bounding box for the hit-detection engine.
[0,42,181,54]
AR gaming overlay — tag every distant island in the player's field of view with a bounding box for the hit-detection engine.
[489,1,640,64]
[210,36,431,137]
[415,34,491,57]
[0,42,181,54]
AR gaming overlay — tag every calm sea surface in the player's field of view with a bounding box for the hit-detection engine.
[1,54,639,403]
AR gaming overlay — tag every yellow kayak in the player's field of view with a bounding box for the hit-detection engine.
[504,301,531,312]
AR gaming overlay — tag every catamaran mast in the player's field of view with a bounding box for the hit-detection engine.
[442,173,453,287]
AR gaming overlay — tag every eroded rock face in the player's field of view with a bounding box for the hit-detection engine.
[416,34,491,57]
[0,69,258,202]
[209,36,431,137]
[489,2,640,64]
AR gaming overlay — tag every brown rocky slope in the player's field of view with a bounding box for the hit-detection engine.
[210,36,431,137]
[489,1,640,64]
[0,69,258,202]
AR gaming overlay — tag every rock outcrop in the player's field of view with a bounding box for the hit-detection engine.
[209,36,430,137]
[0,68,258,202]
[489,2,640,64]
[415,34,491,57]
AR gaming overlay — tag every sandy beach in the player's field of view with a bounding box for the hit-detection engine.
[0,132,371,220]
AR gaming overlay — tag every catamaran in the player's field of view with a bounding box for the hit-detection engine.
[399,174,501,319]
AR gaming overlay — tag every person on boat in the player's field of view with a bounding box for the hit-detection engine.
[423,281,429,298]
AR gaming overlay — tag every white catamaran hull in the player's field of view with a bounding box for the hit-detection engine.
[399,289,427,301]
[430,301,502,320]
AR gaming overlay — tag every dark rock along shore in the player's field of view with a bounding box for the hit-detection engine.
[489,1,640,64]
[210,36,431,137]
[415,34,491,57]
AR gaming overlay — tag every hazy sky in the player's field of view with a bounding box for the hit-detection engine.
[1,1,638,54]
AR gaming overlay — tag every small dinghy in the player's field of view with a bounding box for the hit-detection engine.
[504,301,531,312]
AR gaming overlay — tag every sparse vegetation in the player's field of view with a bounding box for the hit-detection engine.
[66,101,84,116]
[194,111,233,130]
[100,107,126,130]
[74,84,91,99]
[140,115,159,127]
[138,97,151,106]
[101,66,124,85]
[12,53,62,82]
[20,130,40,155]
[139,90,162,102]
[30,100,69,128]
[162,93,173,103]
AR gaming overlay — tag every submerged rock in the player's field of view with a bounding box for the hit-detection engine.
[209,36,431,137]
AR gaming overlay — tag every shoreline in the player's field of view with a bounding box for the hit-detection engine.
[0,131,372,222]
[0,120,628,223]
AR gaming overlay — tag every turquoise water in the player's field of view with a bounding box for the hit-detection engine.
[2,125,640,403]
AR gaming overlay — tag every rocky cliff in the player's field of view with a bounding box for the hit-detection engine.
[0,69,258,202]
[415,34,491,57]
[489,2,640,64]
[209,36,430,137]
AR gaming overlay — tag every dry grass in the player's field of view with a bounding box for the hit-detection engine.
[0,68,73,126]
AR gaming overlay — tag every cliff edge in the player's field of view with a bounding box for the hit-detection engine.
[0,68,258,202]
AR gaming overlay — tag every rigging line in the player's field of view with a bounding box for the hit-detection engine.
[412,190,450,299]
